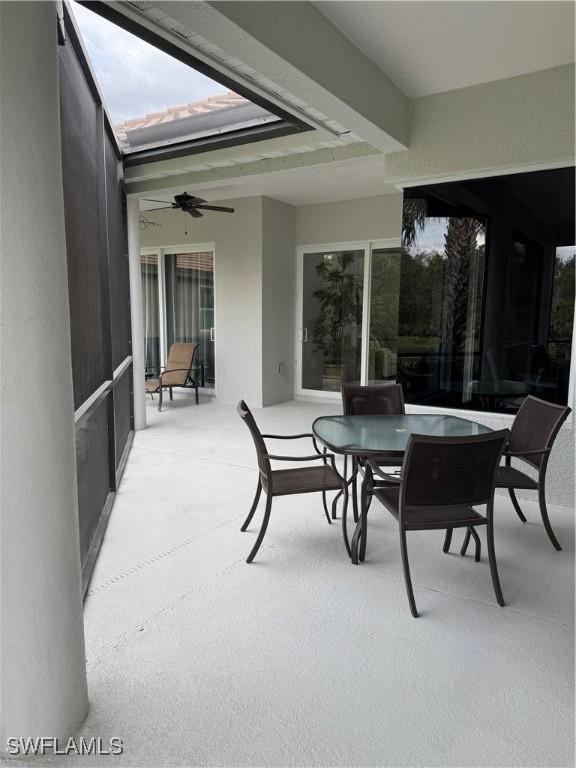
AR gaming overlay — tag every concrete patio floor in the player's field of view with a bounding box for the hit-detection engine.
[65,396,573,766]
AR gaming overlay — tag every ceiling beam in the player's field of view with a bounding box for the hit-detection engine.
[126,142,380,196]
[111,0,409,153]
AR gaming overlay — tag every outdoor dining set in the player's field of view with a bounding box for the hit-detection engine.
[238,385,570,618]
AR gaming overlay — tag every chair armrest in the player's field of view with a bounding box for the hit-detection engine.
[366,459,402,484]
[262,433,324,455]
[264,452,340,475]
[159,368,192,382]
[261,433,316,440]
[504,448,551,458]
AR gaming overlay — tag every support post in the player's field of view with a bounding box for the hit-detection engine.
[0,1,88,750]
[127,196,147,429]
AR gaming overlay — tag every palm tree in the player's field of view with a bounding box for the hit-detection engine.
[402,198,485,388]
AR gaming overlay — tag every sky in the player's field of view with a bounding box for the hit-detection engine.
[407,218,486,253]
[71,3,228,125]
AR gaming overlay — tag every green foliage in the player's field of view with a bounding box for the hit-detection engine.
[312,251,362,364]
[550,253,575,340]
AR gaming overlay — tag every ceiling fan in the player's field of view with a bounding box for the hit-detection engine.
[142,192,235,219]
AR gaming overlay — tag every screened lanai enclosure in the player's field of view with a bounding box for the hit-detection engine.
[59,7,133,591]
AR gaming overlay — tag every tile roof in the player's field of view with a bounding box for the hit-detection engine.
[114,90,248,142]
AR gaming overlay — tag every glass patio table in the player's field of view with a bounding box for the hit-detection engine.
[312,414,493,557]
[312,413,492,456]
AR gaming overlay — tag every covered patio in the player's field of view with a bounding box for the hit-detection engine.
[0,2,574,764]
[75,397,574,767]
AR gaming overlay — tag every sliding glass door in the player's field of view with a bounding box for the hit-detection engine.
[298,245,366,395]
[141,246,216,393]
[165,251,215,390]
[297,236,484,401]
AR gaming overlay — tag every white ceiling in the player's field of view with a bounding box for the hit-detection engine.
[139,156,398,208]
[315,1,575,98]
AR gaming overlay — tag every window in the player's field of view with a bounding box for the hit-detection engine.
[141,248,216,392]
[297,168,574,413]
[370,217,485,407]
[398,167,574,411]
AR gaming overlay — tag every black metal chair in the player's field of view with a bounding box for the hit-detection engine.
[457,395,571,554]
[352,430,509,617]
[237,401,348,563]
[341,383,405,524]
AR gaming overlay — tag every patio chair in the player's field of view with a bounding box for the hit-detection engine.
[237,400,348,563]
[145,342,199,412]
[341,383,405,523]
[353,429,509,617]
[457,395,571,554]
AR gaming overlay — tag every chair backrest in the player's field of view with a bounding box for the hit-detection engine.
[341,383,405,416]
[508,395,571,469]
[162,342,197,386]
[400,430,509,514]
[237,400,271,483]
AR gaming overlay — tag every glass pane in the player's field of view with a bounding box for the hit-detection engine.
[373,216,485,407]
[165,252,215,390]
[302,249,364,392]
[545,246,574,403]
[368,248,401,383]
[140,254,160,374]
[398,168,574,412]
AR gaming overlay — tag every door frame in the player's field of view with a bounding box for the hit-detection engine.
[140,242,217,396]
[294,238,400,399]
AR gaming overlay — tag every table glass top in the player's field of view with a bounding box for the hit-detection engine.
[312,414,492,455]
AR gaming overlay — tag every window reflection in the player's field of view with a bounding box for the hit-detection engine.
[378,167,575,412]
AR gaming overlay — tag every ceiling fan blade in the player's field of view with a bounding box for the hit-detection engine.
[195,204,235,213]
[142,199,172,204]
[143,206,173,212]
[187,208,203,218]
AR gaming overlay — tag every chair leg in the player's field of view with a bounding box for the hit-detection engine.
[351,518,362,565]
[399,527,418,618]
[341,483,351,557]
[322,492,332,525]
[352,460,359,523]
[486,506,505,607]
[470,527,482,562]
[331,492,340,520]
[460,527,472,556]
[442,528,453,553]
[158,387,163,412]
[241,480,262,531]
[359,482,368,563]
[246,495,272,563]
[538,480,562,551]
[195,385,199,405]
[509,488,527,523]
[169,387,173,401]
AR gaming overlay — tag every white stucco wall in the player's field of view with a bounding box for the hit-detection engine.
[140,196,264,406]
[0,1,89,747]
[384,64,575,185]
[261,198,296,406]
[296,194,403,245]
